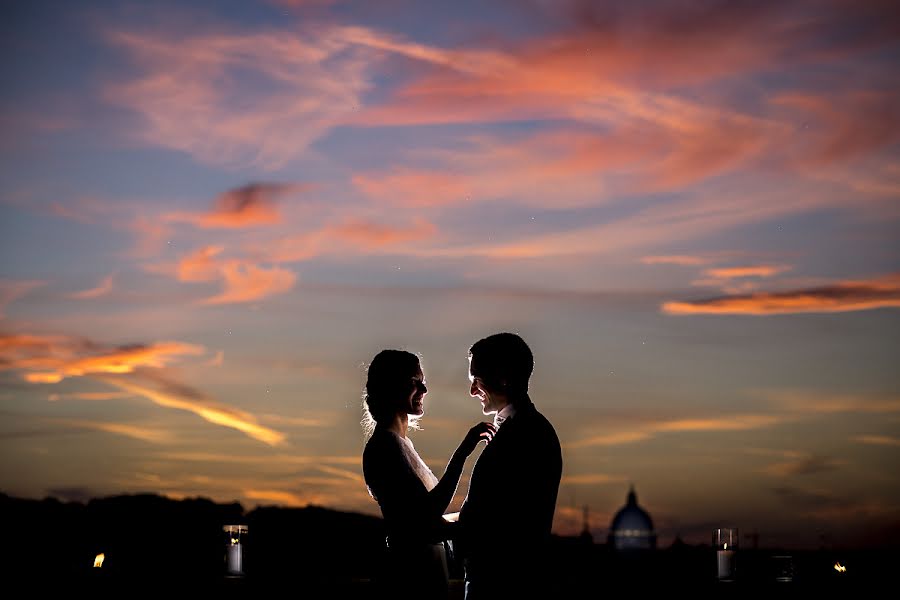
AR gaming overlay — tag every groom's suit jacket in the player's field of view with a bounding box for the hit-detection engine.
[457,398,562,582]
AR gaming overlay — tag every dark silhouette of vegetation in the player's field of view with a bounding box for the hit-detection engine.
[1,491,894,596]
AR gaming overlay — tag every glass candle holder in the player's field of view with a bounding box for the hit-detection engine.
[713,527,738,581]
[223,524,248,577]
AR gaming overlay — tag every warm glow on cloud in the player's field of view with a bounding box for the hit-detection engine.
[704,265,791,279]
[561,474,626,485]
[59,418,173,444]
[663,273,900,315]
[764,390,900,415]
[568,413,787,449]
[851,435,900,447]
[0,334,205,383]
[653,414,783,432]
[243,488,328,507]
[48,391,134,401]
[163,246,297,304]
[165,183,302,229]
[565,431,653,449]
[100,376,286,447]
[0,333,285,445]
[68,273,115,299]
[201,260,296,305]
[176,246,225,282]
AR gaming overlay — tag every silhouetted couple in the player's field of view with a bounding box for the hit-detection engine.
[362,333,563,599]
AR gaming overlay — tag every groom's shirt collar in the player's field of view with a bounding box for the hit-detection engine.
[493,403,517,427]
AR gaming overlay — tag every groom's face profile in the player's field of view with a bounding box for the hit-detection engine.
[469,359,504,415]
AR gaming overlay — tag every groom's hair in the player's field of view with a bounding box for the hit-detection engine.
[469,332,533,396]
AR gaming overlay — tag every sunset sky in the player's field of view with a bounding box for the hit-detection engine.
[1,0,898,550]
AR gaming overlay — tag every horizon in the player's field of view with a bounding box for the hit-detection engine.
[1,0,898,554]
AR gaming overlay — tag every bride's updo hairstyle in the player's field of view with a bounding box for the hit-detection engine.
[362,349,423,438]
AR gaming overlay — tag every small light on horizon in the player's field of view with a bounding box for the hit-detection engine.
[834,562,847,573]
[94,553,105,568]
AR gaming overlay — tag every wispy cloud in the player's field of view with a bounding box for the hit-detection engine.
[1,332,286,446]
[561,473,627,485]
[152,245,297,305]
[759,453,848,477]
[762,389,900,415]
[100,374,287,447]
[641,255,714,267]
[567,413,787,449]
[851,435,900,447]
[0,280,45,319]
[105,23,508,169]
[54,417,173,444]
[68,273,116,299]
[663,273,900,315]
[48,391,134,401]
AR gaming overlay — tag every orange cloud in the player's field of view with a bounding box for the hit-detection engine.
[663,273,900,315]
[157,246,297,304]
[100,376,286,446]
[69,273,115,299]
[201,260,296,305]
[243,488,329,507]
[0,334,204,383]
[48,391,134,401]
[1,332,285,445]
[704,265,791,279]
[166,183,303,229]
[176,246,226,282]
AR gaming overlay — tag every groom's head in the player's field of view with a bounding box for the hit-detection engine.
[468,332,533,406]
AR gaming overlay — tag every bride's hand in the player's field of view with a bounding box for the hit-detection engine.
[460,421,496,455]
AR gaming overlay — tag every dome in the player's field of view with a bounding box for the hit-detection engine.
[608,486,657,551]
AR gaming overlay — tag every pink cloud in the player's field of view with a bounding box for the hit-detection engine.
[0,279,45,319]
[69,273,116,300]
[165,183,305,229]
[327,217,437,247]
[201,260,296,305]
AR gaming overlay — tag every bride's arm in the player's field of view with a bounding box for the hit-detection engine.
[425,421,494,514]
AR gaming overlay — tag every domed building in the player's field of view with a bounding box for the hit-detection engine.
[607,486,657,551]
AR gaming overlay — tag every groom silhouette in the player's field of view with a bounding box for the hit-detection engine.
[456,333,562,599]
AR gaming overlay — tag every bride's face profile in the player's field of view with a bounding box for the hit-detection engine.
[402,366,427,417]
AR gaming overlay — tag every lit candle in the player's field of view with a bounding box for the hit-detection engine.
[226,539,243,575]
[717,543,735,580]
